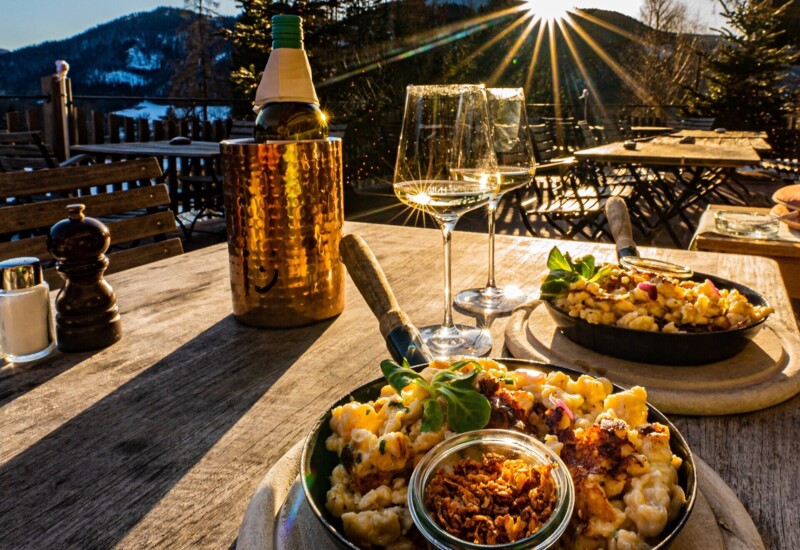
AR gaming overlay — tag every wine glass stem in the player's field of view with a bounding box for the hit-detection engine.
[485,196,501,290]
[440,218,458,330]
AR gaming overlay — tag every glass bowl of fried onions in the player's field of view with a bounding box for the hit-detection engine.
[408,429,574,549]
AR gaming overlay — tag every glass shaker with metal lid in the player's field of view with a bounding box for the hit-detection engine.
[0,257,56,363]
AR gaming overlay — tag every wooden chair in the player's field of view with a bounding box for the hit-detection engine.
[666,116,716,131]
[542,116,579,154]
[576,120,598,149]
[597,120,625,144]
[228,120,255,140]
[0,131,91,172]
[0,158,183,289]
[515,124,610,240]
[227,119,346,140]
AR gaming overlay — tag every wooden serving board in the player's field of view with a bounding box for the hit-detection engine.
[504,300,800,415]
[235,441,764,550]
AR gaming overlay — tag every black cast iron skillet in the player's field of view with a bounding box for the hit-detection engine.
[542,197,771,366]
[300,233,696,549]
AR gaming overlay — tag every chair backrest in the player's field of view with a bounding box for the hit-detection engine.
[598,120,624,144]
[542,117,578,153]
[528,123,563,163]
[0,158,183,288]
[680,117,716,130]
[229,119,345,140]
[329,123,347,139]
[665,116,716,131]
[576,121,597,148]
[228,120,255,140]
[0,132,58,172]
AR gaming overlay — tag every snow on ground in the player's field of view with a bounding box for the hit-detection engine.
[112,101,232,121]
[126,46,163,70]
[89,69,148,87]
[113,101,170,119]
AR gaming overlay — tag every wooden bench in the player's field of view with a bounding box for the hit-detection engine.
[228,120,254,140]
[227,119,346,140]
[0,158,183,288]
[0,131,90,172]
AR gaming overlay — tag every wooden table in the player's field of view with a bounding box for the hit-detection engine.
[575,139,762,246]
[71,141,223,237]
[691,204,800,298]
[664,130,772,155]
[1,222,798,549]
[673,129,768,139]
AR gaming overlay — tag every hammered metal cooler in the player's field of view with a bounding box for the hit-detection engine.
[221,137,345,328]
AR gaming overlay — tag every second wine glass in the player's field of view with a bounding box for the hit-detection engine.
[455,88,536,315]
[394,84,499,356]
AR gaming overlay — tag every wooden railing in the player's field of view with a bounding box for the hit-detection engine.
[2,76,243,161]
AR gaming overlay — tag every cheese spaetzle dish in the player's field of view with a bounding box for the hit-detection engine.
[540,247,771,334]
[324,357,687,549]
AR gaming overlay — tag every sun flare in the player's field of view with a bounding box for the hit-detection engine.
[522,0,570,22]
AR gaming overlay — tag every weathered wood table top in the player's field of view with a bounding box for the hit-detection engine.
[72,140,221,159]
[672,129,768,140]
[654,133,772,155]
[575,138,762,167]
[1,221,797,549]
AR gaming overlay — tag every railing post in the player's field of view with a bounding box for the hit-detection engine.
[5,111,21,131]
[25,108,42,132]
[41,73,70,161]
[90,110,105,144]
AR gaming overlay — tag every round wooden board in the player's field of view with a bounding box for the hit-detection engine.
[504,300,800,415]
[236,441,764,550]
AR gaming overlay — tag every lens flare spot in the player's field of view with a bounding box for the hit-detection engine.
[522,0,569,22]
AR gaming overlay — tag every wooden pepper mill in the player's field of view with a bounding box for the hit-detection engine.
[46,204,122,352]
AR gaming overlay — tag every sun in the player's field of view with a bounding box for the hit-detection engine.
[521,0,570,22]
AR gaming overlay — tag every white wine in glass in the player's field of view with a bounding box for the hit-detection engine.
[393,84,499,357]
[455,88,536,315]
[394,180,498,219]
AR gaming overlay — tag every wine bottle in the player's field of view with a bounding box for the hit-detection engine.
[253,15,328,142]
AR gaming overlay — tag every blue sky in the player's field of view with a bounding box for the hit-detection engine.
[0,0,721,52]
[0,0,241,51]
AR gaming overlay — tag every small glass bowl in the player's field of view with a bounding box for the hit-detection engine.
[408,429,575,550]
[714,210,779,239]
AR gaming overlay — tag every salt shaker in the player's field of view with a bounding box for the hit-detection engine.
[0,257,56,363]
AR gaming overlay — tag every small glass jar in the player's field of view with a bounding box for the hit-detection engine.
[0,257,56,363]
[408,429,575,550]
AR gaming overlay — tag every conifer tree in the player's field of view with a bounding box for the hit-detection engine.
[689,0,798,130]
[226,0,330,111]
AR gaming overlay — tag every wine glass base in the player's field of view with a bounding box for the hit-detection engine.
[454,286,529,315]
[418,324,493,357]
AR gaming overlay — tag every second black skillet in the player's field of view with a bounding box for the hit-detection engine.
[542,197,770,365]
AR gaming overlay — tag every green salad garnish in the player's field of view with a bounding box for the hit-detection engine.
[540,246,613,300]
[380,358,491,434]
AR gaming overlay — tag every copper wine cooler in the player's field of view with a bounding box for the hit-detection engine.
[221,138,345,327]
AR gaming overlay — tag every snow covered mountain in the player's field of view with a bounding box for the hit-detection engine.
[0,7,233,97]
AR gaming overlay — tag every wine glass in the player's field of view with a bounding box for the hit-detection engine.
[455,88,535,314]
[394,84,499,356]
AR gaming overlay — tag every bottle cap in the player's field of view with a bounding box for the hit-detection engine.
[271,14,303,49]
[0,257,43,291]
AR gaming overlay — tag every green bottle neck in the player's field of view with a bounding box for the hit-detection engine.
[272,15,303,49]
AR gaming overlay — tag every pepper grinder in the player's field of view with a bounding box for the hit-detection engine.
[46,204,122,352]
